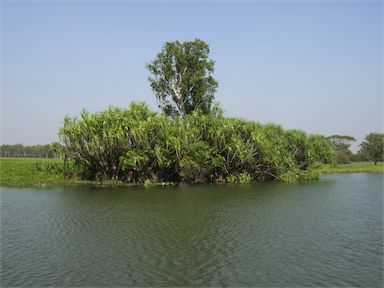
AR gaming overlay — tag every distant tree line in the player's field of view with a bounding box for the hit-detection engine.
[0,144,60,158]
[327,133,384,164]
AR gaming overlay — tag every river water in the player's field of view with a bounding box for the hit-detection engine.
[1,173,383,287]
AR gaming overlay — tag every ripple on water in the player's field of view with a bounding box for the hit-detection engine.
[1,175,383,287]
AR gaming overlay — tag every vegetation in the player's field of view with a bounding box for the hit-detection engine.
[327,135,356,164]
[58,102,334,184]
[7,40,383,187]
[2,158,382,188]
[0,144,59,158]
[357,133,384,165]
[326,133,384,165]
[0,158,66,187]
[320,162,384,173]
[147,39,218,117]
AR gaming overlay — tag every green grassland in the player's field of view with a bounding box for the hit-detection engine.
[1,157,383,187]
[0,157,68,187]
[0,158,160,187]
[320,162,384,173]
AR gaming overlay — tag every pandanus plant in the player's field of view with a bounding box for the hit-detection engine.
[59,102,335,183]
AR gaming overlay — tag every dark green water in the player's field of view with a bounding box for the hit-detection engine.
[1,173,383,287]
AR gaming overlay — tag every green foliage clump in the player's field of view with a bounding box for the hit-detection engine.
[358,133,384,165]
[147,39,218,117]
[59,102,334,184]
[326,135,356,164]
[35,161,63,174]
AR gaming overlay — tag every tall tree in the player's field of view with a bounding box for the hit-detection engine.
[358,133,384,165]
[147,39,218,117]
[327,135,356,163]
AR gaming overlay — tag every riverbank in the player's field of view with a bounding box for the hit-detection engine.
[0,158,83,187]
[1,158,60,187]
[1,158,383,187]
[320,162,384,173]
[0,157,172,187]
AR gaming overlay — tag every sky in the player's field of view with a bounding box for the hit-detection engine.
[1,0,383,151]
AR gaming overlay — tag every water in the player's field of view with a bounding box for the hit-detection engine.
[1,173,383,287]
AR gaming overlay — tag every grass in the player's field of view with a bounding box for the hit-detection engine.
[320,162,384,173]
[1,158,383,188]
[0,157,174,187]
[0,157,69,187]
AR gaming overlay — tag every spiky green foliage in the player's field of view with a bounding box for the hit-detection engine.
[59,102,334,183]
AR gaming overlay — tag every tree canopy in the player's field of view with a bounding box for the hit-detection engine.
[327,135,356,164]
[358,133,384,165]
[327,135,356,148]
[147,39,218,117]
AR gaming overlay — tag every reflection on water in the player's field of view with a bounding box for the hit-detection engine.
[1,174,383,287]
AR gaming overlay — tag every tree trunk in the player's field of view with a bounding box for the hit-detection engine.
[171,84,185,116]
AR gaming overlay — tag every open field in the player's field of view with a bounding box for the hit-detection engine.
[320,162,384,174]
[0,157,68,187]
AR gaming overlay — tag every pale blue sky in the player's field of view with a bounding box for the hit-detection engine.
[1,0,383,151]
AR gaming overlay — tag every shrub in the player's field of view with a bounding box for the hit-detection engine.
[59,102,334,183]
[35,161,63,174]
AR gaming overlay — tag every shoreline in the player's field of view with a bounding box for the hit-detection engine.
[319,162,384,174]
[1,158,383,188]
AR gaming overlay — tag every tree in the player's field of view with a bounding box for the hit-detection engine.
[326,135,356,163]
[358,133,384,165]
[147,39,218,117]
[0,144,56,158]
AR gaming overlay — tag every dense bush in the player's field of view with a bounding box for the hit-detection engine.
[59,102,334,183]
